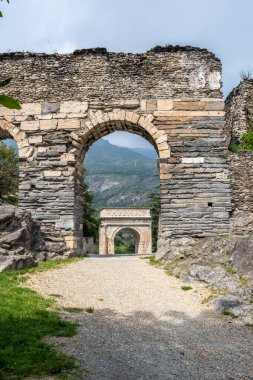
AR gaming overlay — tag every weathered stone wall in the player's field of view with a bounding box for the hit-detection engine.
[227,152,253,235]
[225,79,253,143]
[0,46,221,103]
[0,46,231,257]
[225,80,253,235]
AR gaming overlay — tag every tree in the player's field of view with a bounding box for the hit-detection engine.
[0,141,18,204]
[83,181,100,241]
[146,192,160,252]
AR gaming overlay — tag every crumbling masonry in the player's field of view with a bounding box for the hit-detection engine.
[0,46,232,257]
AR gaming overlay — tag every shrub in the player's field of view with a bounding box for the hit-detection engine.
[241,130,253,150]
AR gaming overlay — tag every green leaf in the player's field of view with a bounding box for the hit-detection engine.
[0,77,12,87]
[0,94,21,109]
[0,10,3,17]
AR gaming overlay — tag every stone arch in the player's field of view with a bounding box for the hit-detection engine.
[113,226,141,254]
[99,208,152,255]
[71,109,171,163]
[0,119,30,158]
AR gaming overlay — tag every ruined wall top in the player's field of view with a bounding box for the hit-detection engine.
[100,208,151,219]
[225,79,253,143]
[0,45,222,103]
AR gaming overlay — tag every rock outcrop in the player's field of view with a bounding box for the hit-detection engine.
[0,205,45,271]
[156,236,253,324]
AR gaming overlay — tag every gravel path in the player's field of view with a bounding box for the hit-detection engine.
[27,257,253,380]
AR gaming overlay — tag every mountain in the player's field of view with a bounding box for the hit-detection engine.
[131,147,158,159]
[84,139,159,210]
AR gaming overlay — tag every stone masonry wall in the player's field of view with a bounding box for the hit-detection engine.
[0,46,221,103]
[225,80,253,235]
[225,79,253,143]
[0,46,231,256]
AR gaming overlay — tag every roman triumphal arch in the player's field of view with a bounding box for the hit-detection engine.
[0,46,232,258]
[99,208,152,255]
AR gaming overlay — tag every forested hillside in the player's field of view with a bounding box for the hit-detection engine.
[84,139,159,210]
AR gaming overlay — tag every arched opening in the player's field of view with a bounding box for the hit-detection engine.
[114,227,140,254]
[0,128,19,205]
[75,112,166,255]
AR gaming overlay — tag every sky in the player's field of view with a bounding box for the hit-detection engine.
[1,0,253,149]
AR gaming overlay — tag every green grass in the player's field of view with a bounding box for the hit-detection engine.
[245,323,253,328]
[229,143,240,153]
[181,285,192,291]
[221,263,237,274]
[0,258,83,379]
[148,256,163,266]
[239,274,249,285]
[223,310,238,318]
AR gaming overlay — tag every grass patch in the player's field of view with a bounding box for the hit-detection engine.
[223,310,238,318]
[166,269,174,276]
[245,323,253,328]
[0,259,82,379]
[63,307,84,313]
[239,274,249,285]
[201,288,229,304]
[148,256,163,266]
[221,263,237,274]
[181,285,192,291]
[85,307,94,314]
[229,143,240,153]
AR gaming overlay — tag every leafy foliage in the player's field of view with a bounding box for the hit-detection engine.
[114,229,136,254]
[0,141,19,204]
[146,192,160,251]
[241,130,253,150]
[83,181,100,241]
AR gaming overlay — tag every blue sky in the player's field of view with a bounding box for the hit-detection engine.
[1,0,252,148]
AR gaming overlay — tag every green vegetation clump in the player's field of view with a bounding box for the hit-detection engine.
[229,143,240,153]
[85,307,94,314]
[115,229,136,254]
[223,310,238,318]
[221,263,237,274]
[148,255,163,266]
[241,130,253,150]
[0,142,19,204]
[0,259,81,379]
[181,285,192,291]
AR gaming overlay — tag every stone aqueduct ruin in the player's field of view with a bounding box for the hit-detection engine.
[0,46,234,256]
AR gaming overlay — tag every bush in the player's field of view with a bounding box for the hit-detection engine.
[241,131,253,150]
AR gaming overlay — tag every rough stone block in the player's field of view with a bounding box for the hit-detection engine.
[182,157,205,164]
[44,170,62,177]
[157,99,174,111]
[20,121,40,131]
[58,119,80,130]
[42,102,60,114]
[28,135,43,144]
[60,101,88,114]
[40,120,58,130]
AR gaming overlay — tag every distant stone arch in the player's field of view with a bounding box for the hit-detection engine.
[99,208,152,255]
